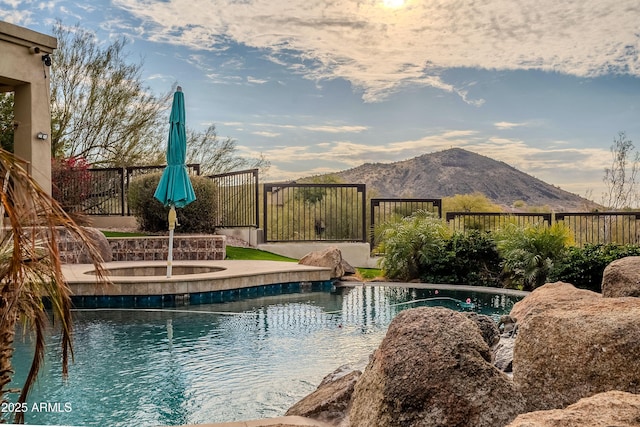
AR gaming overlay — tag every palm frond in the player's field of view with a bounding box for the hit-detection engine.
[0,148,108,422]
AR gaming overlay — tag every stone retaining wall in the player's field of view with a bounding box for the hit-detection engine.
[108,236,226,262]
[57,233,226,264]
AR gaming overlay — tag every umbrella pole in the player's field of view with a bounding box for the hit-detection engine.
[167,205,177,278]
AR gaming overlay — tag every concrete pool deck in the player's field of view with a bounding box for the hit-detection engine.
[61,260,333,298]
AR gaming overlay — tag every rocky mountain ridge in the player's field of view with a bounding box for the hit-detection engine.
[322,148,595,211]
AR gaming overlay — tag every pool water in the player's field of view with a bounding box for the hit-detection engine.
[10,285,522,426]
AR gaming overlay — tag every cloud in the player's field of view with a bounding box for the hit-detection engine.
[0,5,33,24]
[494,121,528,130]
[246,129,481,167]
[1,0,25,7]
[247,76,268,84]
[111,0,640,103]
[241,127,611,196]
[244,121,367,134]
[301,124,367,133]
[252,131,281,137]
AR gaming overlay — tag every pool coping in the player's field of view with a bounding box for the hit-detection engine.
[336,281,531,297]
[61,260,333,297]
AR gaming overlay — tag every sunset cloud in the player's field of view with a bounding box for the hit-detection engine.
[110,0,639,102]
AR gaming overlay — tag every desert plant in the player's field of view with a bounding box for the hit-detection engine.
[128,173,219,233]
[443,192,503,214]
[376,210,450,281]
[550,243,640,292]
[495,222,573,291]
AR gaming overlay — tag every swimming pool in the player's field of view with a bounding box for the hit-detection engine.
[10,284,523,426]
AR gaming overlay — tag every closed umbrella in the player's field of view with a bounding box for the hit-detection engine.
[153,86,196,277]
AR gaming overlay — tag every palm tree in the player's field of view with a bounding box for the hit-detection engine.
[0,149,106,423]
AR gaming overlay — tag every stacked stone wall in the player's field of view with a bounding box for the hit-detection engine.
[108,236,226,262]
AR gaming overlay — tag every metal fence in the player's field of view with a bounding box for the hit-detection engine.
[370,198,442,246]
[446,212,553,233]
[81,167,125,215]
[263,183,367,242]
[555,211,640,246]
[445,211,640,246]
[76,164,201,216]
[207,168,259,228]
[58,166,640,248]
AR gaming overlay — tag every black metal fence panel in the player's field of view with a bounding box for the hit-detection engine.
[263,183,367,242]
[78,164,200,215]
[370,198,442,247]
[207,169,259,228]
[445,211,640,246]
[83,167,125,215]
[446,212,553,233]
[555,212,640,246]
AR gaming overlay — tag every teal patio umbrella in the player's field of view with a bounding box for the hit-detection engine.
[153,86,196,277]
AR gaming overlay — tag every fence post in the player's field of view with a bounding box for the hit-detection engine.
[120,167,126,216]
[361,184,367,243]
[370,199,378,245]
[263,184,269,242]
[254,169,260,229]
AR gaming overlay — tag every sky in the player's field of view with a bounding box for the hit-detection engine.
[2,0,640,202]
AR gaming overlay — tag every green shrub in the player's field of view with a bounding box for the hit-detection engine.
[377,210,450,281]
[376,212,502,285]
[550,243,640,292]
[127,173,219,233]
[495,222,572,291]
[432,231,502,287]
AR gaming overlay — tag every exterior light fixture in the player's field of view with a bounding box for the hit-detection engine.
[36,132,48,140]
[41,54,52,67]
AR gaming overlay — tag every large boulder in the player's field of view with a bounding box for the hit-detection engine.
[464,312,501,348]
[513,293,640,412]
[506,391,640,427]
[286,365,361,426]
[349,307,525,427]
[56,226,112,264]
[299,247,350,279]
[601,256,640,298]
[509,281,600,327]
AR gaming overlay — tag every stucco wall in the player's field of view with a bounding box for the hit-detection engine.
[0,21,57,194]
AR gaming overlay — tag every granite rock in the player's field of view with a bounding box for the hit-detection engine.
[349,307,525,427]
[602,256,640,298]
[286,366,361,426]
[513,290,640,412]
[506,390,640,427]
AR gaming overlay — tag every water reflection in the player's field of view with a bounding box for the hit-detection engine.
[10,285,521,426]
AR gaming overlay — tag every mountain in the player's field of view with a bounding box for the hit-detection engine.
[325,148,596,211]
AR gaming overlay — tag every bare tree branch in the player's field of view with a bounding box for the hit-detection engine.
[50,22,169,166]
[186,125,270,175]
[602,131,640,210]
